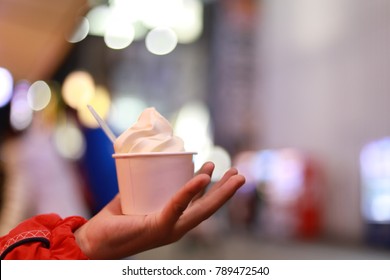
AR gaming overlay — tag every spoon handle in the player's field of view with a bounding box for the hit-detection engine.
[87,105,116,144]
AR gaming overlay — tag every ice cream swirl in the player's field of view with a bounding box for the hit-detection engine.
[114,107,185,153]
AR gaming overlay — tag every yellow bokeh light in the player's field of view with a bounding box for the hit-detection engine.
[62,71,95,109]
[41,84,60,126]
[78,85,111,128]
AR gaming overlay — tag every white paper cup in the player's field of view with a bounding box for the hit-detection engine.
[113,152,196,215]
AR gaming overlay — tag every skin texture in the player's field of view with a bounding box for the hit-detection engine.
[74,162,245,259]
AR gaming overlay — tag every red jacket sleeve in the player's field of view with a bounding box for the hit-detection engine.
[0,213,89,260]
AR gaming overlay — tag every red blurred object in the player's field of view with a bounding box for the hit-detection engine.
[295,158,322,238]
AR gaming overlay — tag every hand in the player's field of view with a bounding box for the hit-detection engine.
[74,162,245,259]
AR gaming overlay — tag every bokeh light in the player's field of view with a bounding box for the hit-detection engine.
[27,80,51,111]
[145,27,178,55]
[67,17,90,43]
[109,0,149,40]
[207,146,231,181]
[361,138,390,223]
[10,81,33,131]
[174,102,213,170]
[110,0,144,22]
[87,0,204,47]
[86,5,111,36]
[141,0,181,29]
[0,67,13,108]
[53,120,86,160]
[78,85,111,128]
[174,102,211,151]
[62,71,95,109]
[132,21,149,41]
[104,17,135,50]
[172,0,203,44]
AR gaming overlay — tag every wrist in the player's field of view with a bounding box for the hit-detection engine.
[74,224,93,259]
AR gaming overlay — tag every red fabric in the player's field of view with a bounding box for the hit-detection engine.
[0,213,89,260]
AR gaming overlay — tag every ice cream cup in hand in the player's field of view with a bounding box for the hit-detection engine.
[113,152,196,215]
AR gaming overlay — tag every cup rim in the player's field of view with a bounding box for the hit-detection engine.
[112,152,197,158]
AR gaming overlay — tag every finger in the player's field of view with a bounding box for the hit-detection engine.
[175,173,245,233]
[159,173,211,227]
[195,161,215,177]
[206,167,239,194]
[192,162,215,202]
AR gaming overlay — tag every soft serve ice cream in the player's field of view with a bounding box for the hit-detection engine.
[112,107,195,215]
[114,107,185,153]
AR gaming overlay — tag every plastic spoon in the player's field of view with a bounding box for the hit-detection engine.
[87,104,117,144]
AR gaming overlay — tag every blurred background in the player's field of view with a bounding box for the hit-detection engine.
[1,0,390,259]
